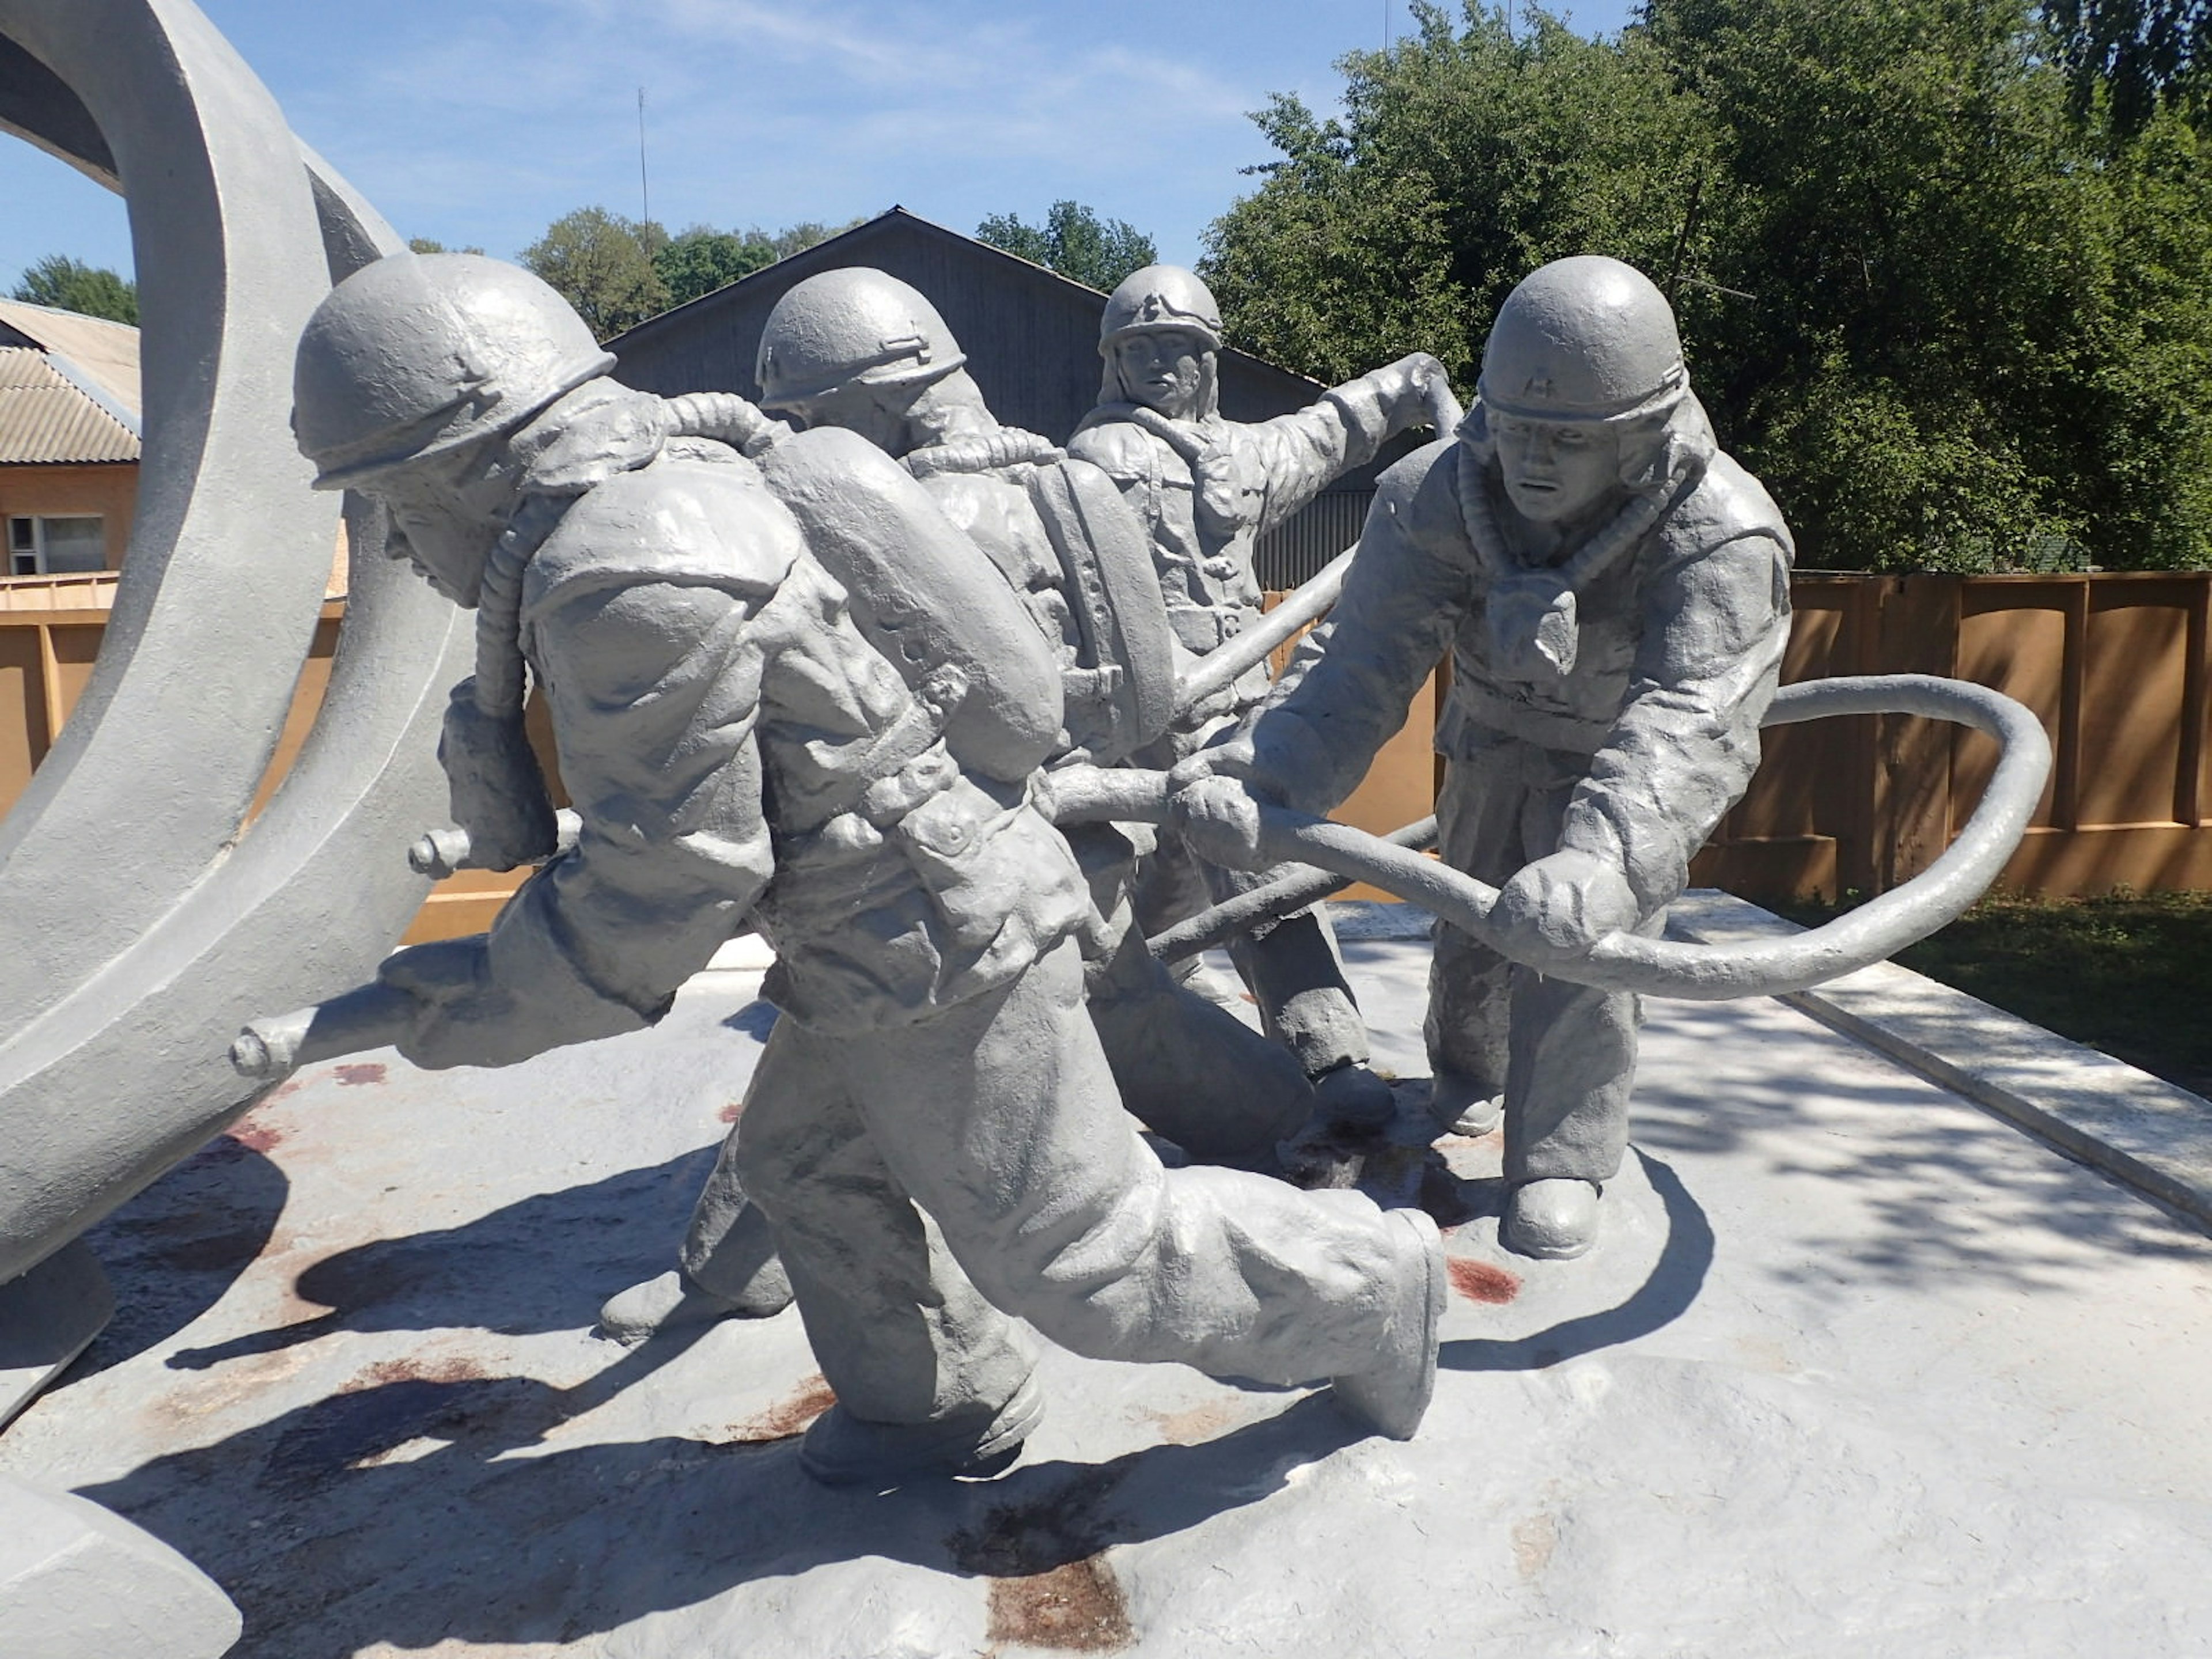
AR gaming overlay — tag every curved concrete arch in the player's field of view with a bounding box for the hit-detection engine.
[0,0,464,1287]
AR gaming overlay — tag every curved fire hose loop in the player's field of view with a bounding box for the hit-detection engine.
[1045,674,2052,1000]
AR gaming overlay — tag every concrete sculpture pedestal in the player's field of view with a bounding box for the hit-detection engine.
[0,1477,241,1659]
[2,914,2207,1657]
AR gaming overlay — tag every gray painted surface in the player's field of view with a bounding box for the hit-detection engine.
[5,928,2208,1654]
[0,0,464,1304]
[0,1476,241,1658]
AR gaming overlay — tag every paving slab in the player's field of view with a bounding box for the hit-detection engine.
[2,910,2209,1658]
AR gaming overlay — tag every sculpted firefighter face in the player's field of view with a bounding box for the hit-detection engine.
[1489,414,1623,527]
[373,440,514,608]
[1112,328,1209,421]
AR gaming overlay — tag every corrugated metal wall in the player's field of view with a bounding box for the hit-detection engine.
[1255,488,1376,589]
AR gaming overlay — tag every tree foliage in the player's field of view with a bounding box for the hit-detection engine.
[9,256,137,325]
[977,201,1159,292]
[520,207,670,340]
[520,210,863,333]
[2046,0,2211,136]
[654,227,777,308]
[1202,0,2212,571]
[649,219,865,309]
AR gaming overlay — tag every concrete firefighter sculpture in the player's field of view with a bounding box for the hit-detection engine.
[600,265,1335,1342]
[1176,255,1794,1261]
[1069,264,1460,1131]
[276,252,1447,1483]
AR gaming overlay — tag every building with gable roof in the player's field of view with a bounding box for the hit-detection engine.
[0,296,141,581]
[605,207,1413,588]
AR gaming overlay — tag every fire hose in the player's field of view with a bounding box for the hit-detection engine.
[1046,673,2051,1000]
[233,671,2047,1081]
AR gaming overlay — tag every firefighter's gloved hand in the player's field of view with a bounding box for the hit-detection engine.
[1172,774,1273,872]
[1490,850,1641,964]
[1169,734,1264,791]
[1375,351,1448,410]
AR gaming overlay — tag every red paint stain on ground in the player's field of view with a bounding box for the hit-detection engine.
[335,1063,388,1087]
[726,1373,836,1442]
[228,1120,285,1154]
[1141,1399,1240,1446]
[988,1559,1134,1653]
[350,1355,490,1391]
[717,1100,745,1124]
[1449,1258,1522,1305]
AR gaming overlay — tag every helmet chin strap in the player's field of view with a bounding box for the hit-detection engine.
[1453,394,1714,681]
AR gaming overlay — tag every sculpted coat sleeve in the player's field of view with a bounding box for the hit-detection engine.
[394,577,777,1069]
[1247,448,1468,814]
[517,577,777,993]
[1554,531,1793,918]
[1234,365,1417,539]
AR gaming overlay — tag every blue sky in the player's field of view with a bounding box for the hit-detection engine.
[2,0,1637,290]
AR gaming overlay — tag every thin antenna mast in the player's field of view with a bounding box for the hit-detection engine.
[637,87,652,240]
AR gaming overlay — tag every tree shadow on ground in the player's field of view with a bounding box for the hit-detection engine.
[1346,931,2210,1297]
[58,1135,290,1384]
[1633,999,2211,1298]
[166,1147,718,1371]
[80,1356,1358,1658]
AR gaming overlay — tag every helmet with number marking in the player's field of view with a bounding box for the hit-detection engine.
[1477,256,1686,425]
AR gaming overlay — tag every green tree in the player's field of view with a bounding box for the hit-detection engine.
[518,207,669,340]
[978,201,1158,291]
[767,218,866,261]
[407,237,486,256]
[1203,9,1715,389]
[2045,0,2211,136]
[1650,0,2212,569]
[9,256,137,324]
[653,226,778,308]
[1202,1,2212,571]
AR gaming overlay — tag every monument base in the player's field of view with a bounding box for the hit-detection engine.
[0,1476,241,1659]
[1,921,2207,1655]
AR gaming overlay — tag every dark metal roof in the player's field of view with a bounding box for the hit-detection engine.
[603,207,1422,584]
[604,206,1338,443]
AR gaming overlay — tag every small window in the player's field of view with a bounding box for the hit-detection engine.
[4,514,105,577]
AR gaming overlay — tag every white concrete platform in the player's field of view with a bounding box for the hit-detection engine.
[3,906,2210,1658]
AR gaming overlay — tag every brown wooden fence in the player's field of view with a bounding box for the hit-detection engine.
[1257,570,2212,905]
[1691,573,2212,902]
[2,572,2205,944]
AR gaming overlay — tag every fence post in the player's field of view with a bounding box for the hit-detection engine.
[2179,573,2207,830]
[1870,575,1961,892]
